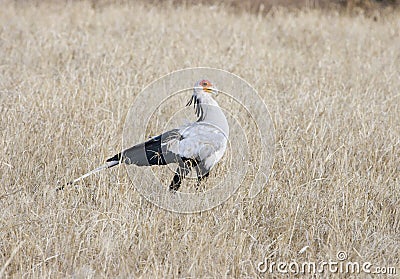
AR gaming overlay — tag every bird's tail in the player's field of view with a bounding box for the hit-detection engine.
[57,155,121,191]
[105,152,122,166]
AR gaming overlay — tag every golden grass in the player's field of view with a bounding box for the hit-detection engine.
[1,1,399,277]
[155,0,400,15]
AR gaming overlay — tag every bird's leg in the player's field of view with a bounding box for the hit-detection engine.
[169,160,193,192]
[194,163,210,191]
[169,170,183,192]
[195,172,210,191]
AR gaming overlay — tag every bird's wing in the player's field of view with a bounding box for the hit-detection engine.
[168,123,227,168]
[107,123,226,170]
[108,129,183,166]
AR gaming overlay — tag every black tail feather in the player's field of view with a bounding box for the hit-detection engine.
[106,153,122,163]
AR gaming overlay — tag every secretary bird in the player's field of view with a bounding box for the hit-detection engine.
[60,79,229,192]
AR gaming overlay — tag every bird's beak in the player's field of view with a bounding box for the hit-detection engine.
[204,87,218,95]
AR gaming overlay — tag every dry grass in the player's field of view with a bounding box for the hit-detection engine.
[1,1,399,278]
[145,0,400,14]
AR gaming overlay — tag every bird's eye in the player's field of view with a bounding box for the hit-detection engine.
[202,82,208,86]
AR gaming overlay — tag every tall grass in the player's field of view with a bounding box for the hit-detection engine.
[1,1,399,277]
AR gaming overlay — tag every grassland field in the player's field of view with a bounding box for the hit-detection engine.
[0,1,399,277]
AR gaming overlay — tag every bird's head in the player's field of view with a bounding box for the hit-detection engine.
[186,79,218,120]
[193,79,218,96]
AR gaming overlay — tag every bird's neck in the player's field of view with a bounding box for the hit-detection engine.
[197,94,229,138]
